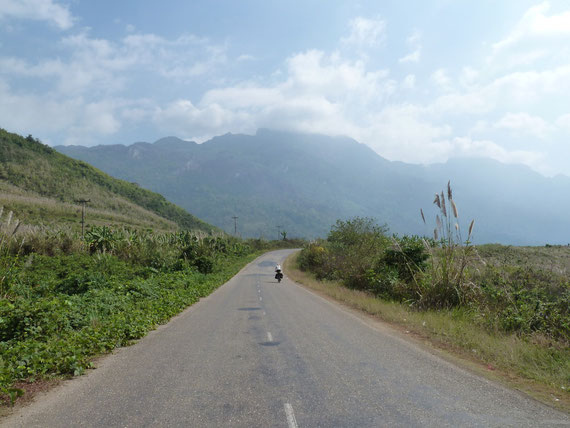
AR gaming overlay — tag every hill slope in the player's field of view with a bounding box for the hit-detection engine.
[0,129,217,233]
[56,129,570,244]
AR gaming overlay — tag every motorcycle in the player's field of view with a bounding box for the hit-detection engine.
[275,270,283,283]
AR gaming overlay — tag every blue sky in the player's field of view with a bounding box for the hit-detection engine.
[1,0,570,177]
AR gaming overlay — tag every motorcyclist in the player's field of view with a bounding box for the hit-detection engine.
[275,263,283,282]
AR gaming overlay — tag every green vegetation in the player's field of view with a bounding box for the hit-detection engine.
[0,129,305,406]
[296,184,569,399]
[0,129,216,233]
[0,206,299,404]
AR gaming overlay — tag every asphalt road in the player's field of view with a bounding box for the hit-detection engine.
[3,249,569,427]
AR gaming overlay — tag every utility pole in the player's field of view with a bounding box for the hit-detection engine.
[75,199,91,238]
[232,216,239,236]
[276,225,282,240]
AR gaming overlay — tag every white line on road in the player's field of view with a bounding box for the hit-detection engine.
[267,332,273,342]
[259,297,262,301]
[284,403,298,428]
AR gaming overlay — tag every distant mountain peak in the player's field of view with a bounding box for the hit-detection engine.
[153,136,196,149]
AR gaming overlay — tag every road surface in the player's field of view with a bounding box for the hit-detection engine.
[3,250,569,427]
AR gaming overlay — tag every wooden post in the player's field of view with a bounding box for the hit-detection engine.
[75,199,91,238]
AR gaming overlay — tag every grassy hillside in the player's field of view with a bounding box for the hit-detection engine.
[0,129,216,233]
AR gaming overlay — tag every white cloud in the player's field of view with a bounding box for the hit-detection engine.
[363,104,453,163]
[285,50,392,102]
[556,113,570,131]
[0,79,126,145]
[402,74,416,89]
[0,31,229,96]
[399,30,421,63]
[0,0,74,29]
[448,136,546,168]
[341,17,386,49]
[237,54,255,62]
[428,64,570,118]
[2,9,568,176]
[494,112,552,139]
[431,68,452,91]
[399,50,420,64]
[459,67,479,87]
[493,2,570,53]
[490,2,570,69]
[153,99,252,141]
[153,48,401,146]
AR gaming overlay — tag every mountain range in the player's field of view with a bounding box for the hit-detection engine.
[56,129,570,245]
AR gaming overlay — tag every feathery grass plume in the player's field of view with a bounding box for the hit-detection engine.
[440,191,447,217]
[420,208,426,224]
[0,206,3,220]
[415,182,478,309]
[433,194,441,208]
[6,211,13,226]
[468,219,475,239]
[451,199,458,218]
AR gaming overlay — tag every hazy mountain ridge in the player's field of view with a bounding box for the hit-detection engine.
[56,129,570,245]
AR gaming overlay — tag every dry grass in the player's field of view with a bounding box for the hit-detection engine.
[476,244,570,275]
[284,251,570,412]
[0,191,178,234]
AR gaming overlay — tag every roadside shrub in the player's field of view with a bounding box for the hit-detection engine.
[327,217,389,289]
[194,255,214,274]
[382,235,430,282]
[297,242,331,277]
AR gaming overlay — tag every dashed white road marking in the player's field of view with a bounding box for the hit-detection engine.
[259,297,262,301]
[267,332,273,342]
[284,403,298,428]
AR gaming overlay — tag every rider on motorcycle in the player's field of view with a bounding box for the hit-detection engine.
[275,264,283,282]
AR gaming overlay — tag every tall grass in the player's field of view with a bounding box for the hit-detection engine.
[416,181,478,308]
[0,208,24,298]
